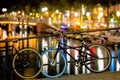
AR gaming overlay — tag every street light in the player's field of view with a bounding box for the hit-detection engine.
[41,7,48,12]
[2,8,7,13]
[116,11,120,17]
[41,7,48,19]
[86,12,91,20]
[55,10,59,14]
[116,11,120,26]
[2,8,7,17]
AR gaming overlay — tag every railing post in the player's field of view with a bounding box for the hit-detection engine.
[8,23,12,38]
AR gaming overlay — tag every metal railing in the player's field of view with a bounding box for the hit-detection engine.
[0,28,120,79]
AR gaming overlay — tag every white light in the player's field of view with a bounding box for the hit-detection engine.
[99,12,104,17]
[12,11,15,14]
[12,32,15,38]
[74,12,78,17]
[66,12,70,17]
[18,11,21,14]
[42,38,48,74]
[66,41,71,74]
[24,25,27,29]
[41,7,48,12]
[2,8,7,12]
[55,10,59,14]
[3,30,7,39]
[116,11,120,17]
[86,12,90,17]
[97,47,104,71]
[82,9,85,15]
[19,25,22,29]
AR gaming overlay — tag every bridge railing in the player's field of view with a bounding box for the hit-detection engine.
[0,28,120,78]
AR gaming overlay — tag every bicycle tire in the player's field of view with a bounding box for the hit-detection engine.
[84,44,111,73]
[12,47,43,78]
[41,48,67,78]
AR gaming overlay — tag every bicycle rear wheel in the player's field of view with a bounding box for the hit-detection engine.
[12,48,43,78]
[84,44,111,73]
[41,49,67,78]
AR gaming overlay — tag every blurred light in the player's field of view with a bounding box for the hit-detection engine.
[19,25,22,29]
[55,10,59,14]
[67,23,71,27]
[66,11,70,17]
[60,24,67,31]
[98,7,103,12]
[41,7,48,12]
[82,9,85,15]
[66,13,70,17]
[116,11,120,17]
[3,30,7,39]
[86,12,90,17]
[2,8,7,13]
[24,25,27,29]
[12,11,15,15]
[22,12,25,16]
[99,12,104,17]
[82,5,85,15]
[110,18,114,23]
[18,11,21,14]
[61,24,67,29]
[74,12,78,17]
[30,13,32,16]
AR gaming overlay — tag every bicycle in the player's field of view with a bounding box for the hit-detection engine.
[0,38,43,79]
[41,31,112,78]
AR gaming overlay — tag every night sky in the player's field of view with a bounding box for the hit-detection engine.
[0,0,17,14]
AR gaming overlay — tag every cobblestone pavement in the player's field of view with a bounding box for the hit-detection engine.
[36,71,120,80]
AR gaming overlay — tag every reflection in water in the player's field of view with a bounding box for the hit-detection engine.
[116,60,120,71]
[42,38,48,74]
[110,50,115,72]
[66,41,70,75]
[97,47,104,71]
[56,52,60,74]
[117,47,120,71]
[2,30,7,39]
[74,49,79,74]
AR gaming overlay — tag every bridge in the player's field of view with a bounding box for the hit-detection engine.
[0,21,120,80]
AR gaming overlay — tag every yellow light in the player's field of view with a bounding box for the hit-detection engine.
[0,21,36,25]
[55,10,59,14]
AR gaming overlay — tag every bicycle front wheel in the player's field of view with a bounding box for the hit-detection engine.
[41,49,67,78]
[12,48,43,78]
[84,44,111,73]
